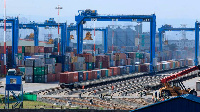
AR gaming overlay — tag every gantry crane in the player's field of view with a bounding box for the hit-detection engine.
[75,9,156,72]
[0,18,19,68]
[158,22,200,66]
[67,24,108,53]
[0,18,67,71]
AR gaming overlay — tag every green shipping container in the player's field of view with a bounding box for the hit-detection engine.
[105,70,108,77]
[34,67,40,75]
[139,53,144,59]
[18,53,23,60]
[99,62,102,69]
[34,75,45,83]
[41,67,45,75]
[18,67,25,73]
[34,67,45,75]
[22,46,25,53]
[88,63,93,69]
[136,53,140,58]
[34,67,38,75]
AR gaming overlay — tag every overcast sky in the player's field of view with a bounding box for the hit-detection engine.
[0,0,199,40]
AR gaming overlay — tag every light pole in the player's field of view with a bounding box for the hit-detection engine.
[4,0,7,75]
[55,5,62,55]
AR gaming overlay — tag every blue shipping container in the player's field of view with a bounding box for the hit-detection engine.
[96,70,101,79]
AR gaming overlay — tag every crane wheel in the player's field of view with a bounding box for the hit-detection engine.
[189,90,197,96]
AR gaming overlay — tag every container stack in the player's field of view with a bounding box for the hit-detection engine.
[25,58,34,83]
[95,56,103,69]
[17,46,25,66]
[115,53,126,66]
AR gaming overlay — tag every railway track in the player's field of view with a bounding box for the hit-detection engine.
[31,67,200,110]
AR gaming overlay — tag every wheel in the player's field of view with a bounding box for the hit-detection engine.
[60,85,65,89]
[189,90,197,96]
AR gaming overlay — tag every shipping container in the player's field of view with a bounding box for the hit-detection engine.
[34,75,45,83]
[25,58,35,67]
[25,67,33,75]
[25,75,33,83]
[77,71,84,82]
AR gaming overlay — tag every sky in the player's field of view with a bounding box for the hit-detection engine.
[0,0,199,41]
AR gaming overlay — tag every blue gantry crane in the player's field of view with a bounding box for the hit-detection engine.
[0,23,39,46]
[158,24,195,51]
[22,19,67,71]
[67,24,108,53]
[75,9,156,72]
[0,18,67,71]
[0,18,19,68]
[19,23,39,46]
[158,24,200,65]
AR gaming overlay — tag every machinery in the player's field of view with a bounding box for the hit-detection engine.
[25,33,34,40]
[84,32,93,40]
[5,69,23,109]
[44,18,56,24]
[48,38,54,44]
[79,9,98,16]
[159,66,200,97]
[70,35,74,40]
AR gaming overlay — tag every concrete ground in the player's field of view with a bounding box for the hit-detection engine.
[0,77,59,95]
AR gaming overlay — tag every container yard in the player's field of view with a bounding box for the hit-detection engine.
[1,1,200,112]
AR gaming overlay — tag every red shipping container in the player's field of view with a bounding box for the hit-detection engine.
[101,69,106,77]
[7,46,12,54]
[59,72,78,84]
[34,46,38,53]
[83,54,93,62]
[117,67,120,75]
[55,63,62,73]
[109,67,117,75]
[71,72,78,83]
[47,74,53,82]
[55,72,60,81]
[59,73,67,83]
[0,46,4,53]
[52,74,56,82]
[38,46,44,53]
[44,47,53,53]
[108,68,113,76]
[92,70,97,79]
[18,46,22,53]
[126,58,131,65]
[96,56,103,62]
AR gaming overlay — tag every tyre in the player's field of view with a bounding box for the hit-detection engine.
[189,90,197,96]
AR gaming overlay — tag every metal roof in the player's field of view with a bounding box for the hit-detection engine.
[131,94,200,112]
